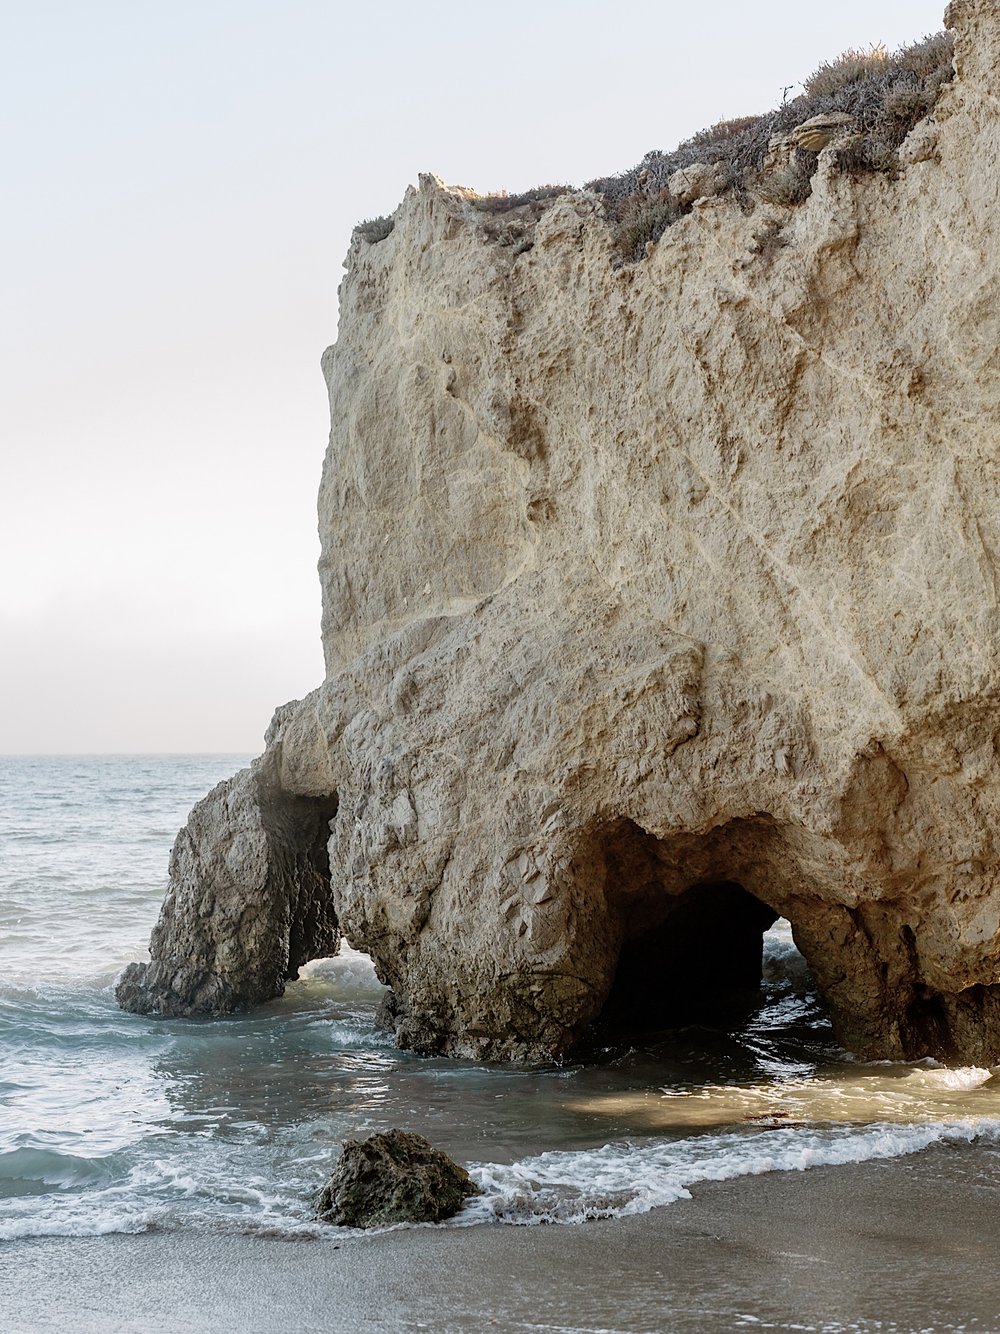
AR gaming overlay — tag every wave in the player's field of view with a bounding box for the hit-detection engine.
[0,1146,124,1198]
[459,1117,1000,1226]
[304,1018,394,1049]
[0,1211,151,1242]
[0,1149,307,1241]
[3,1115,997,1241]
[904,1065,994,1091]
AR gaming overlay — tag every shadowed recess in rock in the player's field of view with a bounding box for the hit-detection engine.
[600,881,779,1034]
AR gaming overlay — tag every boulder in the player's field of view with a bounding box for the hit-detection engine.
[788,111,857,153]
[315,1131,480,1227]
[666,160,728,206]
[764,112,857,168]
[900,116,940,165]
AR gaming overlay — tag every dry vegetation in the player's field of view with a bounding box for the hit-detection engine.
[590,29,954,262]
[467,185,571,213]
[354,31,954,261]
[355,215,395,243]
[353,187,570,246]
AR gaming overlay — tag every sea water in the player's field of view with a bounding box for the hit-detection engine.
[3,754,1000,1242]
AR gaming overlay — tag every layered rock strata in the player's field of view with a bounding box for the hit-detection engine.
[120,0,1000,1065]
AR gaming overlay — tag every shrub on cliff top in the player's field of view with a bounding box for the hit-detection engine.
[803,45,889,98]
[754,156,816,208]
[611,191,684,262]
[467,185,571,213]
[680,115,761,149]
[591,28,953,263]
[355,215,395,243]
[895,29,955,80]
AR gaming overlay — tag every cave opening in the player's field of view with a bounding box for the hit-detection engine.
[270,788,341,985]
[597,878,780,1036]
[298,940,388,1002]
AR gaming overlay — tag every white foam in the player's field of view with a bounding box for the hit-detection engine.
[458,1118,1000,1227]
[5,1116,999,1240]
[300,946,384,996]
[305,1018,394,1049]
[0,1169,162,1241]
[905,1065,994,1091]
[0,1146,324,1242]
[0,1210,151,1241]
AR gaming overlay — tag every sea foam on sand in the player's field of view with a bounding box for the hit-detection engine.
[460,1117,1000,1226]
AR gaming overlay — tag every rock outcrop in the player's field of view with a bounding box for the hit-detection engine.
[119,1,1000,1066]
[764,112,858,169]
[315,1131,479,1227]
[117,757,338,1015]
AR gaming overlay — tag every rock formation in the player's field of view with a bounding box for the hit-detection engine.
[315,1131,479,1227]
[117,760,338,1016]
[765,112,858,169]
[119,0,1000,1066]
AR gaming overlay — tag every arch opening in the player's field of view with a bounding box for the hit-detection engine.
[262,786,341,986]
[598,878,779,1034]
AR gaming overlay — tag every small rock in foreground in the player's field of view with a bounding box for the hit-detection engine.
[315,1129,481,1228]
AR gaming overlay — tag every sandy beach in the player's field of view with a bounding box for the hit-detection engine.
[3,1144,999,1334]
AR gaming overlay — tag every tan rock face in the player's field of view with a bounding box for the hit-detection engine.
[116,761,338,1016]
[765,112,858,167]
[119,0,1000,1064]
[666,161,729,206]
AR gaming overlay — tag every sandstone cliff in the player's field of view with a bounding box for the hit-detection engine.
[119,0,1000,1065]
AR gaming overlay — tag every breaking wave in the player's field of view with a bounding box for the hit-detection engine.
[461,1118,1000,1227]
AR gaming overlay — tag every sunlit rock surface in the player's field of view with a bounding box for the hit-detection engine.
[119,0,1000,1065]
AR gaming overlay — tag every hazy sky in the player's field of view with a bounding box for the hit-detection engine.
[3,0,947,753]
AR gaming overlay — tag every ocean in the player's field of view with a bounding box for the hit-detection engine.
[3,754,1000,1246]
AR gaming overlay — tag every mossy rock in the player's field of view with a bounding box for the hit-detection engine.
[315,1130,481,1228]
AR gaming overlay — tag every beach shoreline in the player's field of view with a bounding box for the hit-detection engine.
[4,1145,1000,1334]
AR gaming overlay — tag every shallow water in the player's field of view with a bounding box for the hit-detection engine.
[2,754,1000,1242]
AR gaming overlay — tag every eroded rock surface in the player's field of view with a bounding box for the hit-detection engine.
[116,754,338,1015]
[120,0,1000,1065]
[315,1130,479,1227]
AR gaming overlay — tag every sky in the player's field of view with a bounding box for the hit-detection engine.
[3,0,948,753]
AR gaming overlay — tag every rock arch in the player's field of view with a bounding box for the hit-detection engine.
[551,816,800,1043]
[598,878,779,1032]
[116,757,339,1017]
[119,0,1000,1066]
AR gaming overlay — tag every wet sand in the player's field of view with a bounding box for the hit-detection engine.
[3,1145,1000,1333]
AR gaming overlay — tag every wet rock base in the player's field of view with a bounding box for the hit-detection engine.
[315,1130,480,1228]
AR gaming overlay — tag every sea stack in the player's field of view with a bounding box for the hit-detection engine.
[119,1,1000,1066]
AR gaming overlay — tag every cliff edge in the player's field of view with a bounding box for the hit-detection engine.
[119,0,1000,1065]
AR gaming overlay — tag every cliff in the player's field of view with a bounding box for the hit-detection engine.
[118,0,1000,1065]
